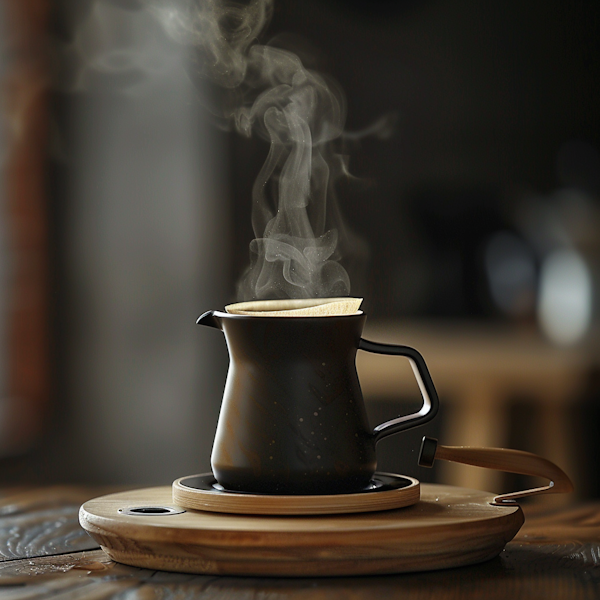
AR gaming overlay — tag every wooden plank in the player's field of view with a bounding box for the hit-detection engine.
[0,487,123,561]
[0,541,599,600]
[518,503,600,544]
[0,551,138,599]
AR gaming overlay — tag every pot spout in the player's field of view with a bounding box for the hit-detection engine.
[196,310,222,330]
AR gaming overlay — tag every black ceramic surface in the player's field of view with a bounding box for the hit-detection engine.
[198,310,438,495]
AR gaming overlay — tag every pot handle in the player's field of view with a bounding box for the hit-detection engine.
[359,339,439,441]
[419,437,574,505]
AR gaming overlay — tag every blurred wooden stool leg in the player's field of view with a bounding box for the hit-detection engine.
[440,382,509,493]
[537,387,577,506]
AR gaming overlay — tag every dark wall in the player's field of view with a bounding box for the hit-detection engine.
[228,0,600,318]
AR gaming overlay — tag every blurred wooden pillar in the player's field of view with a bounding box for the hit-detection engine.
[2,0,50,454]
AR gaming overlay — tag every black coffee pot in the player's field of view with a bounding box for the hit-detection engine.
[198,310,439,495]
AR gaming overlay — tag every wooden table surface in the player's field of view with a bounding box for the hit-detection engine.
[1,487,599,599]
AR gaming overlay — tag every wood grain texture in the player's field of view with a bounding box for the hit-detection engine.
[0,487,118,561]
[517,503,600,544]
[80,484,524,576]
[2,539,600,600]
[172,473,420,515]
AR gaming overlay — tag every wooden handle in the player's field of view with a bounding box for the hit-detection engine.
[419,437,574,505]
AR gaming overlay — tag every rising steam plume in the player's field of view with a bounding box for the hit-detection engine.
[154,0,367,300]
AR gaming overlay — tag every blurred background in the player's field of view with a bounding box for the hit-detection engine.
[1,0,599,499]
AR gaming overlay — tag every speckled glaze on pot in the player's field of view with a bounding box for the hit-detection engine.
[198,310,438,495]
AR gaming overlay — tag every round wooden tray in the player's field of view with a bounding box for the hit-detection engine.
[79,484,524,577]
[172,472,420,515]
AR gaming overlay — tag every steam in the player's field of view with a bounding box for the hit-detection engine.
[155,0,366,299]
